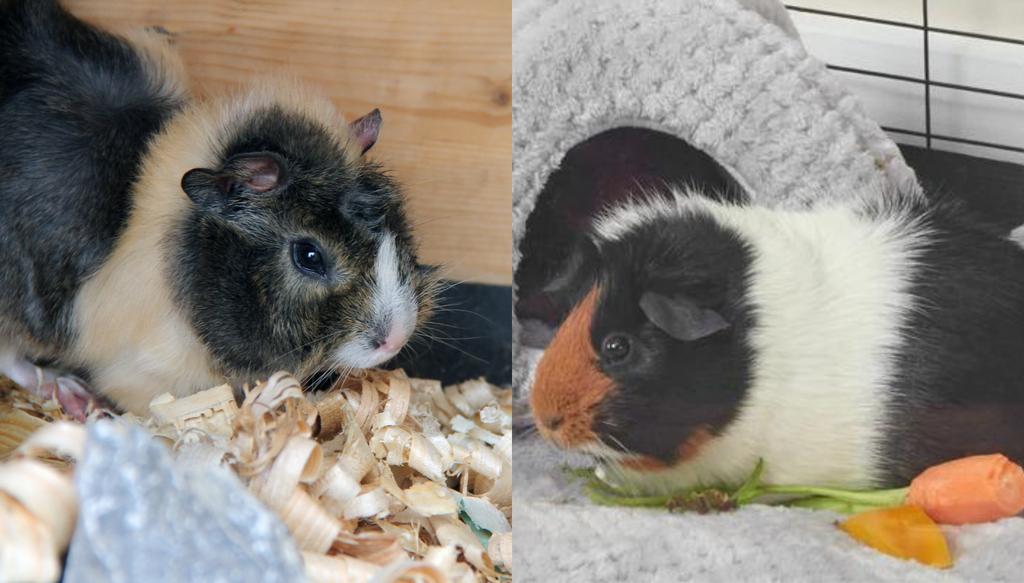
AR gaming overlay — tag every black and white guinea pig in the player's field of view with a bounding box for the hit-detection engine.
[530,189,1024,491]
[0,0,437,417]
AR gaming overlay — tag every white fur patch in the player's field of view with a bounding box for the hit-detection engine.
[333,234,417,369]
[374,234,405,320]
[592,191,697,242]
[597,193,926,490]
[1011,225,1024,249]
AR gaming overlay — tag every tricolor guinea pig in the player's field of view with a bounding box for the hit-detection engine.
[530,189,1024,491]
[0,0,436,418]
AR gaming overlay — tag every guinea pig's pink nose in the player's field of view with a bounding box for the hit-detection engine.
[372,326,408,356]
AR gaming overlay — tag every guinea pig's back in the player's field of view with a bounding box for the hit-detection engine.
[0,0,187,351]
[668,196,1024,488]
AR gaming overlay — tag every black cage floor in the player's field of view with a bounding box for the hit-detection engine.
[902,144,1024,232]
[391,282,512,387]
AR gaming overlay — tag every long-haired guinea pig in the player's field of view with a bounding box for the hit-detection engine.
[530,189,1024,491]
[0,0,437,418]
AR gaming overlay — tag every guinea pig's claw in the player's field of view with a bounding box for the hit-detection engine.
[54,377,101,423]
[1,357,103,422]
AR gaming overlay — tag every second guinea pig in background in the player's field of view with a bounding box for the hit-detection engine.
[530,189,1024,490]
[0,0,437,417]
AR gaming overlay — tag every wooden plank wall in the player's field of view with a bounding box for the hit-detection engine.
[65,0,513,286]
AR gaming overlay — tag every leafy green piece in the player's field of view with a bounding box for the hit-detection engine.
[565,458,911,515]
[458,507,494,548]
[456,497,510,550]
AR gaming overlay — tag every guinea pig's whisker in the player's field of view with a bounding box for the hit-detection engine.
[432,261,464,282]
[600,434,632,456]
[334,366,357,389]
[422,283,456,299]
[435,307,501,328]
[598,462,640,490]
[260,336,332,370]
[410,334,488,364]
[412,320,467,333]
[411,324,487,349]
[579,438,629,461]
[261,326,360,367]
[513,420,539,439]
[412,323,488,343]
[258,326,367,378]
[399,343,426,361]
[428,269,501,294]
[413,267,458,300]
[423,275,452,291]
[410,213,457,230]
[308,368,338,393]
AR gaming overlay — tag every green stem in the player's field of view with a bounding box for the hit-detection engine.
[783,496,889,514]
[732,458,766,505]
[562,465,598,483]
[757,485,909,507]
[585,485,673,507]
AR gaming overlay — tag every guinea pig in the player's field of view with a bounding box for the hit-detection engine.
[530,189,1024,491]
[0,0,436,418]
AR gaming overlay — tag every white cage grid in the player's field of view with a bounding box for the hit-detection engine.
[787,0,1024,165]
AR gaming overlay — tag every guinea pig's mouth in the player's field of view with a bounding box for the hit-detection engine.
[542,418,703,474]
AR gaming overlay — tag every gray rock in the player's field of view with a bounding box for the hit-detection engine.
[64,421,307,583]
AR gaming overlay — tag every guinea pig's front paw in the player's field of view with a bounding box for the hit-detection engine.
[1,357,104,422]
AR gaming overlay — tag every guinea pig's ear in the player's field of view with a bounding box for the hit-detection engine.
[181,153,285,211]
[224,153,284,192]
[639,291,730,341]
[181,168,227,212]
[543,235,600,313]
[350,109,381,154]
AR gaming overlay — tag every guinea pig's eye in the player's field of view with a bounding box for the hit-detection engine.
[601,334,631,364]
[292,241,327,277]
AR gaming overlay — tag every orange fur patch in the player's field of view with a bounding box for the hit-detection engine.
[530,286,616,448]
[675,425,713,463]
[619,455,668,471]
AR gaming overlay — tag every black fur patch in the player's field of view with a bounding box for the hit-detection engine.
[515,127,747,331]
[588,207,756,463]
[169,106,430,379]
[0,0,184,353]
[879,199,1024,485]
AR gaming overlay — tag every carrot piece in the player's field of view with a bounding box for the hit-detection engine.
[906,454,1024,525]
[839,505,952,569]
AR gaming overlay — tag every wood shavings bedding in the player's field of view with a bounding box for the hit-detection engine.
[0,369,512,583]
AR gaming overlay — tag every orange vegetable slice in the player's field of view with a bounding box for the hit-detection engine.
[839,505,952,569]
[907,453,1024,525]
